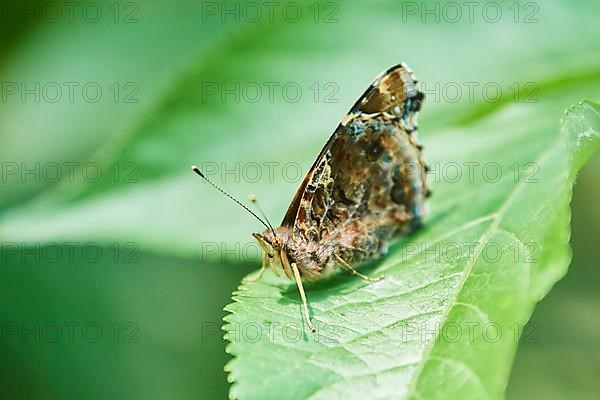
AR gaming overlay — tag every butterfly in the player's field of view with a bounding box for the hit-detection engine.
[193,63,429,332]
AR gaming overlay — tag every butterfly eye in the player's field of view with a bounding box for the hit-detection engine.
[268,254,274,259]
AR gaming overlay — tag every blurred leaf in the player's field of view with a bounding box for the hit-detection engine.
[0,247,248,400]
[507,280,600,400]
[0,0,235,209]
[223,101,600,400]
[507,151,600,400]
[1,0,600,259]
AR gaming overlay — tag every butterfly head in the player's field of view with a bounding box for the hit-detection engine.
[252,230,284,261]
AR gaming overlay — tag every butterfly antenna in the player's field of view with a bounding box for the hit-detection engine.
[191,165,272,232]
[248,194,276,236]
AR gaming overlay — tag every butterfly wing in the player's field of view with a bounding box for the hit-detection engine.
[281,64,428,248]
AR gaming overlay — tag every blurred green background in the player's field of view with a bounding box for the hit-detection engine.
[0,0,598,399]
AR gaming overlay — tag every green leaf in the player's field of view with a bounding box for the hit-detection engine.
[223,101,600,400]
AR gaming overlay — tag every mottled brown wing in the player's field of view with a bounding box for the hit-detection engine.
[281,64,428,244]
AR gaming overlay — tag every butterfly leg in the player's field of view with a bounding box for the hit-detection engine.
[335,254,384,283]
[290,262,315,333]
[280,250,314,332]
[276,254,315,334]
[246,253,268,282]
[268,255,281,278]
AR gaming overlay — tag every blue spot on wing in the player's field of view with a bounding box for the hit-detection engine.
[410,181,423,230]
[350,121,365,137]
[370,120,383,132]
